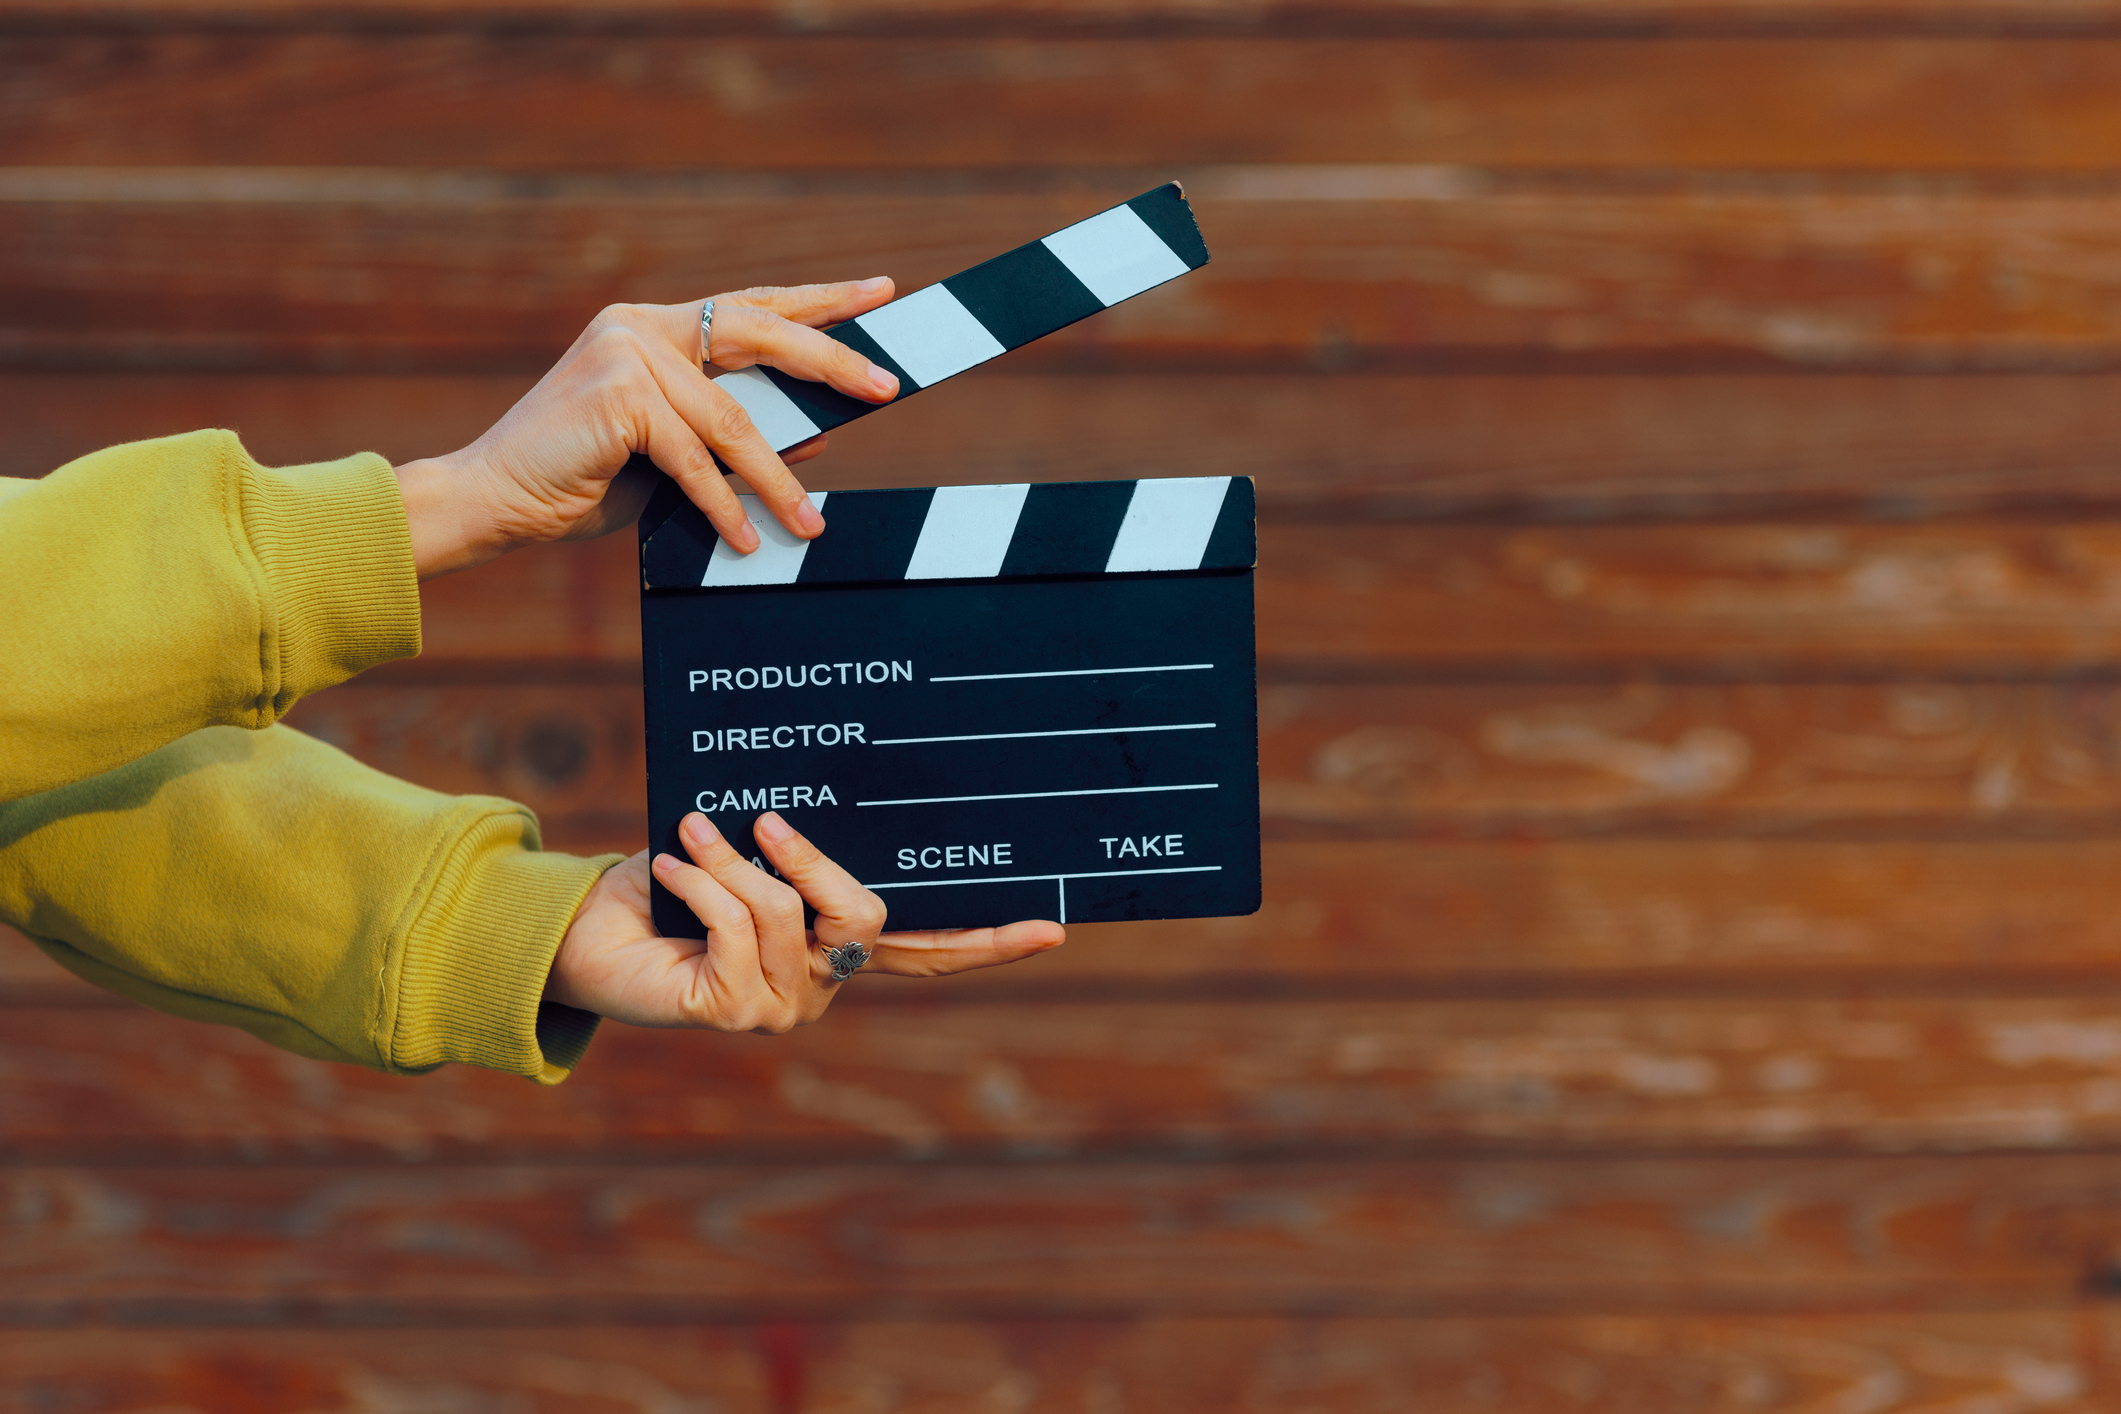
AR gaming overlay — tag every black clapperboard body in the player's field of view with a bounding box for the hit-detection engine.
[638,184,1261,933]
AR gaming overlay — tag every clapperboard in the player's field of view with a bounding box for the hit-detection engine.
[638,184,1261,933]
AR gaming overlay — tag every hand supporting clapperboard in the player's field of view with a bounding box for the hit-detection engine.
[629,184,1262,939]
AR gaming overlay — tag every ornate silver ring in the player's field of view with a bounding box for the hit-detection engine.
[699,299,716,370]
[823,940,870,982]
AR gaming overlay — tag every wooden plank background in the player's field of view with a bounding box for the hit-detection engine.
[13,3,2121,1410]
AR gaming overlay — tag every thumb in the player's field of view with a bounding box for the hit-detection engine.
[869,921,1066,978]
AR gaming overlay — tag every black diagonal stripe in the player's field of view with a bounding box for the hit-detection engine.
[999,480,1139,577]
[798,486,935,583]
[1127,183,1211,271]
[944,241,1105,352]
[639,480,723,589]
[634,456,690,546]
[759,366,878,438]
[826,319,921,394]
[1198,476,1257,571]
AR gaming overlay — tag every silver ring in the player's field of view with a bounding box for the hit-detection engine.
[699,299,715,370]
[823,940,870,982]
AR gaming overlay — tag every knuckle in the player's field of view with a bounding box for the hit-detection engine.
[585,321,644,365]
[854,892,888,934]
[763,884,805,932]
[705,392,757,446]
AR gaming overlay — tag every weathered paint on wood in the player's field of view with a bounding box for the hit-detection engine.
[24,993,2121,1159]
[19,0,2121,37]
[376,519,2121,674]
[22,38,2121,172]
[282,678,2121,837]
[0,1312,2107,1414]
[13,835,2121,1004]
[1257,521,2121,674]
[28,180,2121,371]
[18,372,2121,522]
[12,1154,2121,1319]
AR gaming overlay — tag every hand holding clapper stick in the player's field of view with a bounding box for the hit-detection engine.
[634,187,1254,938]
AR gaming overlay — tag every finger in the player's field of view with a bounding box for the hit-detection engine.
[752,812,888,956]
[781,433,828,467]
[680,813,813,1018]
[714,277,896,330]
[650,843,772,1016]
[708,303,899,405]
[634,389,760,553]
[640,331,826,543]
[869,921,1066,978]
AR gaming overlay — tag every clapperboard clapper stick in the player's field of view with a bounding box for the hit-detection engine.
[637,183,1261,932]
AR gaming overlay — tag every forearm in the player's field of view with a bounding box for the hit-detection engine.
[0,431,421,801]
[0,724,617,1082]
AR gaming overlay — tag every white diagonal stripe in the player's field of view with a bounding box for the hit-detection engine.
[853,284,1007,388]
[701,492,829,586]
[712,367,822,453]
[1104,477,1233,573]
[903,483,1031,580]
[1043,204,1192,307]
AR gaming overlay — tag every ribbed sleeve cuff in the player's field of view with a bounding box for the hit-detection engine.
[231,436,422,713]
[387,811,623,1084]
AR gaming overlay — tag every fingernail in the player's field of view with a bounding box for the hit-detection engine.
[797,495,826,535]
[858,276,890,292]
[755,811,793,843]
[683,814,720,847]
[867,362,898,397]
[653,852,680,874]
[730,523,759,554]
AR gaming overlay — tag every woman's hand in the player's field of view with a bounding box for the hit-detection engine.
[394,281,901,580]
[546,810,1064,1031]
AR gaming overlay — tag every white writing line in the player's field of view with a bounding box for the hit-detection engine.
[868,865,1222,891]
[871,722,1215,746]
[857,783,1218,808]
[930,663,1213,683]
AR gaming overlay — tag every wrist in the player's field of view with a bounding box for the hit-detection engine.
[393,451,512,580]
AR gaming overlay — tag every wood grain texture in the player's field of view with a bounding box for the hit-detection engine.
[16,834,2121,1004]
[18,371,2121,521]
[384,518,2121,675]
[14,1154,2121,1319]
[1256,520,2121,675]
[1,1313,2109,1414]
[28,177,2121,372]
[20,0,2121,38]
[283,678,2121,838]
[21,37,2121,171]
[1258,680,2121,835]
[28,992,2121,1159]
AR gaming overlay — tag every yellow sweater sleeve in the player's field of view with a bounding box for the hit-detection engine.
[0,429,419,802]
[0,431,621,1082]
[0,725,614,1082]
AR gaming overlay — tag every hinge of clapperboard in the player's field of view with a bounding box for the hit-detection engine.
[636,182,1211,572]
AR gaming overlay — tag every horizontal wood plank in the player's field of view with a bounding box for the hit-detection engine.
[25,179,2121,371]
[2,1313,2110,1413]
[380,518,2121,674]
[18,0,2121,38]
[17,835,2121,1002]
[22,371,2121,522]
[1259,520,2121,674]
[282,678,2121,838]
[12,1153,2121,1318]
[22,37,2121,171]
[26,992,2121,1159]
